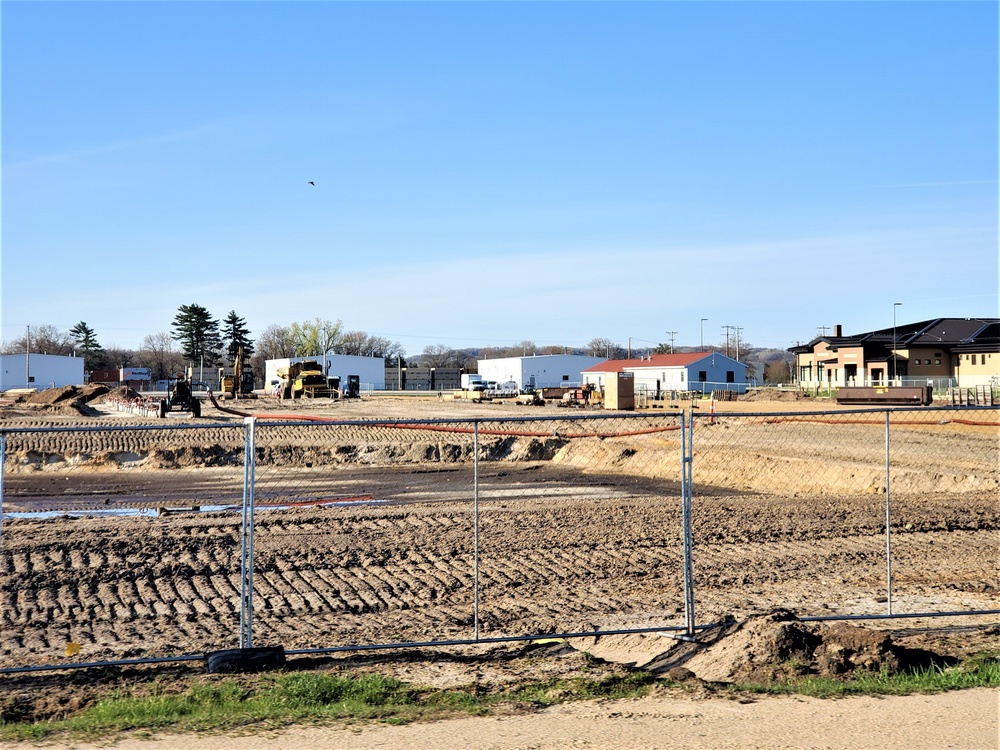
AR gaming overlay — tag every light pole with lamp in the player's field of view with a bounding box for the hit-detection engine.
[892,302,902,385]
[700,319,708,352]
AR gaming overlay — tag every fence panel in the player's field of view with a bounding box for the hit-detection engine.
[689,406,1000,623]
[245,413,687,651]
[248,418,483,650]
[0,423,246,669]
[473,413,685,639]
[884,407,1000,614]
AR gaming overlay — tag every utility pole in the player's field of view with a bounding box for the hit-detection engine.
[735,327,744,362]
[665,331,677,354]
[700,319,708,352]
[25,325,31,388]
[817,325,829,337]
[722,325,734,357]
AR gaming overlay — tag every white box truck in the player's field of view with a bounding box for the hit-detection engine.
[461,374,485,391]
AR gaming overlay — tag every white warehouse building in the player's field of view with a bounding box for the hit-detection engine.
[1,353,86,391]
[582,353,749,395]
[477,354,607,390]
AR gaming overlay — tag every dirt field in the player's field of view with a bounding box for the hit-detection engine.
[0,389,997,732]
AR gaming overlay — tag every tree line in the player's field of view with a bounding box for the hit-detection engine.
[2,308,795,384]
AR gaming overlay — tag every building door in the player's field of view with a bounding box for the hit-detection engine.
[845,364,857,385]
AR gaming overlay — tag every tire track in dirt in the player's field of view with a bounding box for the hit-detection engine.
[2,480,998,667]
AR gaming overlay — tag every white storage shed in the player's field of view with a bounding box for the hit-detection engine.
[477,354,607,390]
[582,353,749,395]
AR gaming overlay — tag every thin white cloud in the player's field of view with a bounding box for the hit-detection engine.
[4,115,261,169]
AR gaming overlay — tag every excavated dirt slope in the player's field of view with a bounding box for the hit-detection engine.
[0,392,997,723]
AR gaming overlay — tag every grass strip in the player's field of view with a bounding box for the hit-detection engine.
[2,653,997,743]
[730,653,1000,698]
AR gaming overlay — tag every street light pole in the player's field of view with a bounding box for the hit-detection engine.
[892,302,902,384]
[700,319,708,352]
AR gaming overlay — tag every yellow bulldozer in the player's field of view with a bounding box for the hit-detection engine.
[276,359,331,399]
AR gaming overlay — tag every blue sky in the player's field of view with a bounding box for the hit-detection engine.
[3,1,997,356]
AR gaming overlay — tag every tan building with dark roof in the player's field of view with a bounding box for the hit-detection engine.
[789,318,999,390]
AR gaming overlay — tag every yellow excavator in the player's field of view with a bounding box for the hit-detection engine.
[218,347,257,400]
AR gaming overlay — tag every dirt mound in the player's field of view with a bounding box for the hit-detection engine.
[78,384,110,402]
[739,388,802,402]
[675,609,946,684]
[26,386,79,405]
[23,384,109,406]
[576,610,951,685]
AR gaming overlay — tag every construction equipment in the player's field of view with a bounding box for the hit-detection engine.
[276,359,331,399]
[218,348,257,400]
[158,375,202,418]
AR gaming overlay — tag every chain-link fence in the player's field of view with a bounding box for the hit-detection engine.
[1,406,996,672]
[687,406,1000,626]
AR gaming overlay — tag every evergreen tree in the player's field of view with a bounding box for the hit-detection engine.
[69,321,101,353]
[221,310,254,360]
[69,321,105,371]
[171,304,222,366]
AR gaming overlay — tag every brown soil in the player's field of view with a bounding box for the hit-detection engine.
[0,391,997,732]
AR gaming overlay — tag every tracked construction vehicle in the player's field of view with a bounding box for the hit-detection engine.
[218,348,257,400]
[276,359,331,399]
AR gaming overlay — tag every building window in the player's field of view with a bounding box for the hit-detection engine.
[680,371,685,382]
[971,355,977,365]
[800,365,811,381]
[935,359,941,365]
[726,370,735,383]
[562,374,569,381]
[698,371,707,382]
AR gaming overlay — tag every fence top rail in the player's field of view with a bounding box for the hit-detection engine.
[252,412,684,429]
[692,405,1000,420]
[0,421,243,436]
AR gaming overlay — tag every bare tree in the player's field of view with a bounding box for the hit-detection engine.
[371,337,406,365]
[136,332,184,381]
[419,344,460,368]
[337,330,369,356]
[250,324,297,381]
[102,346,135,370]
[512,340,537,357]
[2,324,75,356]
[539,344,571,355]
[586,337,624,359]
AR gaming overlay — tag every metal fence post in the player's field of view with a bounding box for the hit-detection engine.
[473,420,480,640]
[0,432,5,567]
[681,411,696,637]
[239,416,257,649]
[884,409,893,615]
